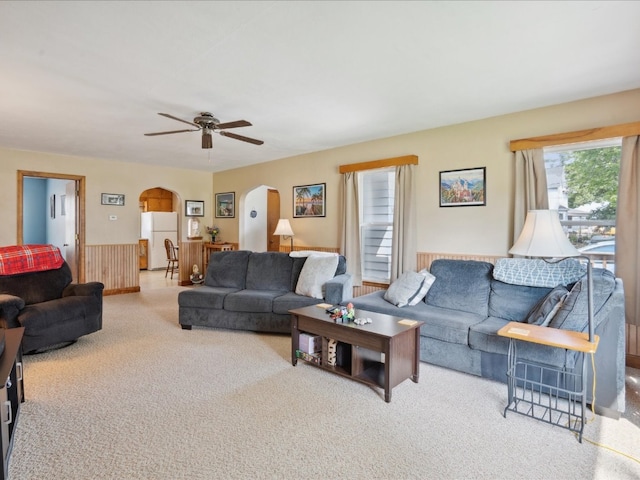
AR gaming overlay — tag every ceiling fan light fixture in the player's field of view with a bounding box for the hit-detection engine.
[202,131,213,149]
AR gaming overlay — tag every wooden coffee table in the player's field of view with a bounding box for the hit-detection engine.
[289,305,424,402]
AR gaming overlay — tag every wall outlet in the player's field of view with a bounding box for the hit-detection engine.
[109,215,117,221]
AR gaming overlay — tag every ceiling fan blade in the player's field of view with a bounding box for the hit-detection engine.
[144,129,198,136]
[158,112,200,128]
[216,120,252,129]
[219,131,264,145]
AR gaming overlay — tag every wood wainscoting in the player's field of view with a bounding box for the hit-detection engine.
[86,244,140,295]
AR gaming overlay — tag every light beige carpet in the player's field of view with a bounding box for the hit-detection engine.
[8,286,640,479]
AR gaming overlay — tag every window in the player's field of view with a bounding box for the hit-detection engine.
[543,139,621,273]
[360,168,395,282]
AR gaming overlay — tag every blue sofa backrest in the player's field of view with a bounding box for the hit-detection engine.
[246,252,293,291]
[204,250,251,288]
[425,259,493,316]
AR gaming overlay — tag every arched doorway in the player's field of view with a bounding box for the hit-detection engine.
[239,185,281,252]
[138,187,181,289]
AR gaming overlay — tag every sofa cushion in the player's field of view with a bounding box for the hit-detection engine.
[272,292,323,315]
[488,279,552,322]
[548,268,616,332]
[425,260,493,316]
[384,270,434,307]
[178,286,239,309]
[18,296,101,330]
[420,304,486,345]
[524,285,569,326]
[493,258,585,288]
[295,254,339,299]
[204,250,251,289]
[224,289,288,313]
[469,317,571,369]
[245,252,293,291]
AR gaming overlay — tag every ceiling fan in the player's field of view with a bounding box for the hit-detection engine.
[144,112,264,149]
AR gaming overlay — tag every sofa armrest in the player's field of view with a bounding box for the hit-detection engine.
[324,274,353,305]
[62,282,105,299]
[0,294,26,328]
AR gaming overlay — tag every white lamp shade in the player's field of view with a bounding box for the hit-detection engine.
[273,219,294,236]
[509,210,580,258]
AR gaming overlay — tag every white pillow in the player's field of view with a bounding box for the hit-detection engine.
[289,250,338,258]
[384,270,435,307]
[295,254,340,299]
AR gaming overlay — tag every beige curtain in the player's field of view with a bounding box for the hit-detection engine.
[390,164,417,280]
[617,136,640,328]
[513,148,548,243]
[340,171,362,287]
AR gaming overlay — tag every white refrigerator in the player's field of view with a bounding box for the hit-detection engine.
[140,212,178,270]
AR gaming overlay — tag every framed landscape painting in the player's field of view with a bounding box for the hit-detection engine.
[439,167,486,207]
[215,192,235,218]
[293,183,326,218]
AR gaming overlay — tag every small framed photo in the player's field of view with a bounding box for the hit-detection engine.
[215,192,235,218]
[185,200,205,217]
[439,167,486,207]
[101,193,125,206]
[293,183,326,218]
[50,195,56,218]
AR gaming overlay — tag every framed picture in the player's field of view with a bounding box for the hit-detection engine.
[215,192,235,218]
[439,167,486,207]
[293,183,326,218]
[101,193,125,206]
[185,200,205,217]
[50,195,55,219]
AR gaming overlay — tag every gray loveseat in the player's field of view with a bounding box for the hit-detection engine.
[178,250,352,333]
[344,259,625,418]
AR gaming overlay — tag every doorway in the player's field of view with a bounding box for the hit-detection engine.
[239,186,281,252]
[17,170,86,283]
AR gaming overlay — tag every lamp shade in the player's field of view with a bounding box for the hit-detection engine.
[273,219,294,237]
[509,210,580,258]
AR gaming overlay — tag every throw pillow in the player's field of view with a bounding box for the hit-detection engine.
[524,285,569,326]
[493,258,585,288]
[295,254,339,299]
[407,269,436,306]
[384,270,434,308]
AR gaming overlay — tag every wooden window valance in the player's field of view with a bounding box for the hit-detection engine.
[510,121,640,152]
[339,155,418,174]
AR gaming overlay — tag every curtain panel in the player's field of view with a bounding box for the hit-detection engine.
[391,164,417,281]
[617,136,640,328]
[340,171,362,287]
[513,148,548,243]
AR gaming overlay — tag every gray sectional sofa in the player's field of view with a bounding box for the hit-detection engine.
[344,259,625,418]
[178,250,352,333]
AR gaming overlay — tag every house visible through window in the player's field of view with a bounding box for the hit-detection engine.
[360,168,395,283]
[543,138,621,273]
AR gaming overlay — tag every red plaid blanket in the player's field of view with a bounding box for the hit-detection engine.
[0,244,64,275]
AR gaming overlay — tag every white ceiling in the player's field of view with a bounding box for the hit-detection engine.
[2,1,639,173]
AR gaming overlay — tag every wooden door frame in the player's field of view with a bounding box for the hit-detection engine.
[17,170,86,283]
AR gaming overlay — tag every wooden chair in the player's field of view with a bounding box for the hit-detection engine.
[164,238,179,279]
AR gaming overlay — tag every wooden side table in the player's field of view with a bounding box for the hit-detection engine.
[203,243,234,271]
[497,322,599,442]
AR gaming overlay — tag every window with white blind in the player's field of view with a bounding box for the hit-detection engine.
[360,168,395,283]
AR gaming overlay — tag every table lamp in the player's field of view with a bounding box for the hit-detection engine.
[274,219,295,251]
[509,210,595,342]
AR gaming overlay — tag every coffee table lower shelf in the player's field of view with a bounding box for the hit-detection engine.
[290,305,423,402]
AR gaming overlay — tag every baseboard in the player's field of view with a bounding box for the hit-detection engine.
[103,286,140,296]
[626,354,640,369]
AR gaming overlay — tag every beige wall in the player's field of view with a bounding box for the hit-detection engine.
[2,88,639,254]
[214,88,640,255]
[0,149,214,246]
